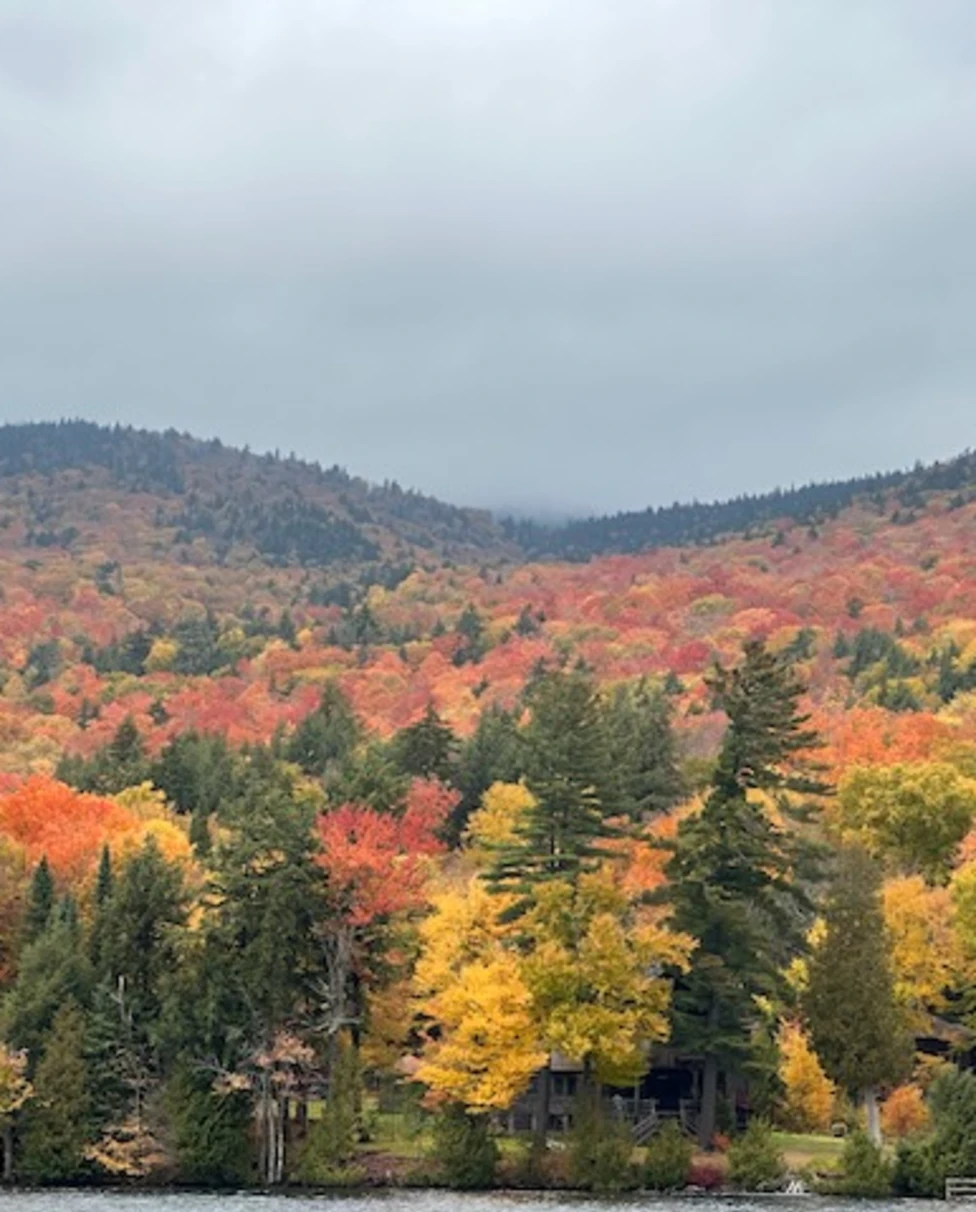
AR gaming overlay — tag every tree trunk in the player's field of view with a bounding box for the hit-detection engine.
[533,1061,551,1150]
[274,1096,286,1185]
[257,1094,269,1186]
[276,1100,287,1182]
[863,1086,881,1146]
[699,1052,718,1151]
[3,1122,13,1182]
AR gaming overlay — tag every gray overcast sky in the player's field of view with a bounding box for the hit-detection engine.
[1,1,975,516]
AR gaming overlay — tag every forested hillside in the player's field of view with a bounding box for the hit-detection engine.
[0,421,975,763]
[3,421,976,1189]
[0,420,513,569]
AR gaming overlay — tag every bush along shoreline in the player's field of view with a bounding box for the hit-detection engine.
[4,1091,972,1198]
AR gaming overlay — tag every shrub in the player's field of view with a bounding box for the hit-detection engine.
[430,1105,497,1189]
[687,1158,725,1189]
[164,1068,253,1187]
[727,1120,785,1191]
[892,1066,976,1197]
[567,1095,637,1192]
[644,1120,693,1191]
[881,1084,929,1140]
[893,1139,939,1198]
[837,1130,892,1197]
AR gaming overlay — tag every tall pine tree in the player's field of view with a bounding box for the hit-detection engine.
[666,640,828,1148]
[605,679,685,820]
[23,858,54,944]
[485,668,618,905]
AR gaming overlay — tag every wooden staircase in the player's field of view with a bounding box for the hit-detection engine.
[632,1112,659,1145]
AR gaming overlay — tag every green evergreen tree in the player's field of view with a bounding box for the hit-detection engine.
[605,678,685,819]
[20,1001,91,1183]
[149,730,236,816]
[803,845,911,1144]
[57,716,150,793]
[286,682,361,777]
[514,604,541,637]
[95,835,186,1113]
[297,1037,360,1181]
[326,740,408,814]
[165,1066,252,1186]
[107,716,148,784]
[189,807,212,857]
[160,759,326,1071]
[87,846,114,969]
[83,978,129,1132]
[666,640,827,1148]
[390,703,457,783]
[451,704,524,842]
[485,668,618,905]
[430,1105,497,1188]
[3,907,92,1066]
[94,845,113,906]
[453,604,487,665]
[23,857,55,944]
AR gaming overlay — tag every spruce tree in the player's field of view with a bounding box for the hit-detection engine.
[23,857,54,944]
[390,702,458,783]
[485,668,618,904]
[95,834,186,1113]
[94,845,113,906]
[3,905,92,1065]
[149,730,235,816]
[605,679,685,820]
[286,682,360,777]
[666,640,827,1148]
[451,704,524,842]
[87,846,114,968]
[803,845,911,1144]
[160,762,326,1070]
[20,1001,91,1182]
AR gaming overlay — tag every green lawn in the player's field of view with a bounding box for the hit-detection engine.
[772,1131,845,1172]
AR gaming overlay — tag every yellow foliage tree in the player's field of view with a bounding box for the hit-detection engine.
[883,875,963,1019]
[777,1020,835,1133]
[881,1084,930,1140]
[415,954,545,1111]
[111,783,194,868]
[464,781,535,860]
[950,861,976,963]
[836,762,976,881]
[145,638,179,672]
[414,875,541,1110]
[521,873,692,1086]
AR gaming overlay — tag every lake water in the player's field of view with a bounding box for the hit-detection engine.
[0,1194,958,1212]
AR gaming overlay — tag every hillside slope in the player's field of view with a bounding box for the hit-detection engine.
[0,420,976,779]
[0,420,514,570]
[5,421,976,570]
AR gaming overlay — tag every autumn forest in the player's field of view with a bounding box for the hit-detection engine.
[3,421,976,1194]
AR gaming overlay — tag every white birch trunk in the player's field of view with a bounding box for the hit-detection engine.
[863,1086,881,1146]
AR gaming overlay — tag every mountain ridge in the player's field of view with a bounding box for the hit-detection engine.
[2,419,975,567]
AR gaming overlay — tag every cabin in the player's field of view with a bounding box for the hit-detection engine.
[506,1017,976,1143]
[506,1046,751,1141]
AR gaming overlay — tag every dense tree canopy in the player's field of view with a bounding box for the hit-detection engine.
[2,424,976,1186]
